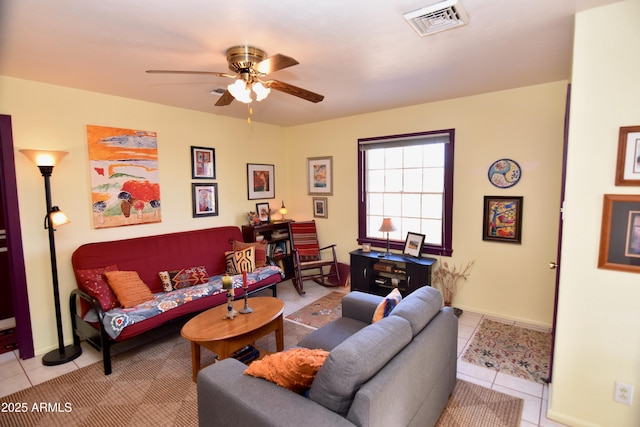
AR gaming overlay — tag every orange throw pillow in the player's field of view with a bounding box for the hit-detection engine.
[232,240,268,268]
[244,348,329,393]
[104,271,154,308]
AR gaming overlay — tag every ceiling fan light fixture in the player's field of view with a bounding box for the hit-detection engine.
[228,79,252,103]
[253,82,270,102]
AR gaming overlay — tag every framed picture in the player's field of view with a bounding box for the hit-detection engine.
[191,146,215,179]
[247,163,275,200]
[598,194,640,273]
[482,196,523,244]
[312,197,328,218]
[256,202,271,223]
[615,126,640,186]
[307,156,333,195]
[192,183,218,217]
[403,232,425,258]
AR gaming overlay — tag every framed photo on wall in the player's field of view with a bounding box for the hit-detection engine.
[191,146,215,179]
[312,197,328,218]
[482,196,523,244]
[192,183,218,217]
[247,163,275,200]
[598,194,640,273]
[615,126,640,186]
[307,156,333,195]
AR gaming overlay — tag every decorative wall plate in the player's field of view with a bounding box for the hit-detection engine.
[488,159,521,188]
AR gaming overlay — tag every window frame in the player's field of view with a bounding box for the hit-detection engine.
[357,129,455,256]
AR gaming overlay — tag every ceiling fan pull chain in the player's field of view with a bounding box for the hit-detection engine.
[247,104,253,124]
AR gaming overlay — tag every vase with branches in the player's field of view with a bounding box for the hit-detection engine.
[432,260,474,316]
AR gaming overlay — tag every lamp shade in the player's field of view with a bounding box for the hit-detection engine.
[49,206,70,227]
[227,79,252,104]
[279,201,288,215]
[378,218,397,233]
[20,149,68,167]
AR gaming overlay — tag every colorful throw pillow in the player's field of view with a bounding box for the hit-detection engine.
[372,288,403,323]
[104,270,154,308]
[224,247,255,275]
[244,348,330,393]
[232,240,268,268]
[75,265,120,311]
[158,265,209,292]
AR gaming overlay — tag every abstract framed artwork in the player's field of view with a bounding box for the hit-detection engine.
[191,146,215,179]
[87,125,161,228]
[192,183,218,217]
[615,126,640,186]
[598,194,640,273]
[482,196,523,244]
[247,163,275,200]
[307,156,333,195]
[312,197,328,218]
[403,232,425,257]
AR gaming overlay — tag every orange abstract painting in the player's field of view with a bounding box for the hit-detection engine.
[87,125,161,228]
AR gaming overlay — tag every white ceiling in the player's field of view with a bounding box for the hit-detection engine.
[0,0,620,127]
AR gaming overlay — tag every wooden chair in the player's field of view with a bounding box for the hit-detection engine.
[288,220,340,295]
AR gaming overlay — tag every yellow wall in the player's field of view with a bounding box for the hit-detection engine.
[1,79,566,358]
[0,76,289,354]
[549,1,640,426]
[287,81,566,326]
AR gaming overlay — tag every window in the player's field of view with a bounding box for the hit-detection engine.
[357,129,454,256]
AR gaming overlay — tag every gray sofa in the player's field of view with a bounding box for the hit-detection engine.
[197,286,458,427]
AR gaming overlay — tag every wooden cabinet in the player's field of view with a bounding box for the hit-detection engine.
[349,249,436,297]
[242,222,294,280]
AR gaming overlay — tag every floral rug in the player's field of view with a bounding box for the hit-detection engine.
[462,319,552,384]
[285,291,344,329]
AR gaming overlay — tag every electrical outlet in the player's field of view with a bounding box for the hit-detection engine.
[614,381,634,405]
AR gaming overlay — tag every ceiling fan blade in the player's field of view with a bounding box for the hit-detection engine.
[255,54,299,75]
[267,80,324,103]
[215,90,235,106]
[146,70,235,78]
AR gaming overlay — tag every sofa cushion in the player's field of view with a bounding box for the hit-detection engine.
[232,240,268,268]
[104,270,154,308]
[244,348,330,393]
[309,315,412,416]
[158,265,209,292]
[298,317,369,351]
[225,247,255,274]
[75,264,120,311]
[372,288,402,323]
[390,286,443,336]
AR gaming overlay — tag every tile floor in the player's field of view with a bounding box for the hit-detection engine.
[0,281,566,426]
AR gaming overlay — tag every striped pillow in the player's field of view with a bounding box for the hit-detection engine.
[225,247,255,274]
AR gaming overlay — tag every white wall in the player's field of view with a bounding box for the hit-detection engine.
[549,1,640,426]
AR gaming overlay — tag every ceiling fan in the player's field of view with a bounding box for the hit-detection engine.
[146,45,324,106]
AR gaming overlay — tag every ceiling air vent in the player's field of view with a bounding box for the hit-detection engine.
[403,0,469,37]
[209,88,226,96]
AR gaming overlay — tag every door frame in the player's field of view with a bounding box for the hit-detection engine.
[0,114,34,359]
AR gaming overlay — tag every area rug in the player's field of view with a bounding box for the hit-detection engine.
[285,291,344,329]
[436,380,523,427]
[462,319,552,384]
[0,322,523,427]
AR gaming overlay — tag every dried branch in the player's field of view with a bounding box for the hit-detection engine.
[432,260,474,305]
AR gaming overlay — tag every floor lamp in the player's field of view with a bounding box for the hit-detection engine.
[20,149,82,365]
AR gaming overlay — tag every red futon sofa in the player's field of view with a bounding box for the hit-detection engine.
[70,226,282,375]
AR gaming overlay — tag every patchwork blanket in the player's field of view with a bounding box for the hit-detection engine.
[100,266,283,339]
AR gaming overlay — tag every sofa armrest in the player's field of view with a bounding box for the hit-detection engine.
[198,358,354,427]
[341,291,383,324]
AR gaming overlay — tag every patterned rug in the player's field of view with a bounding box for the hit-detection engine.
[436,380,523,427]
[285,291,344,329]
[462,319,552,384]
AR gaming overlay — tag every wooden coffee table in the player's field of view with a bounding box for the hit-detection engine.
[181,296,284,381]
